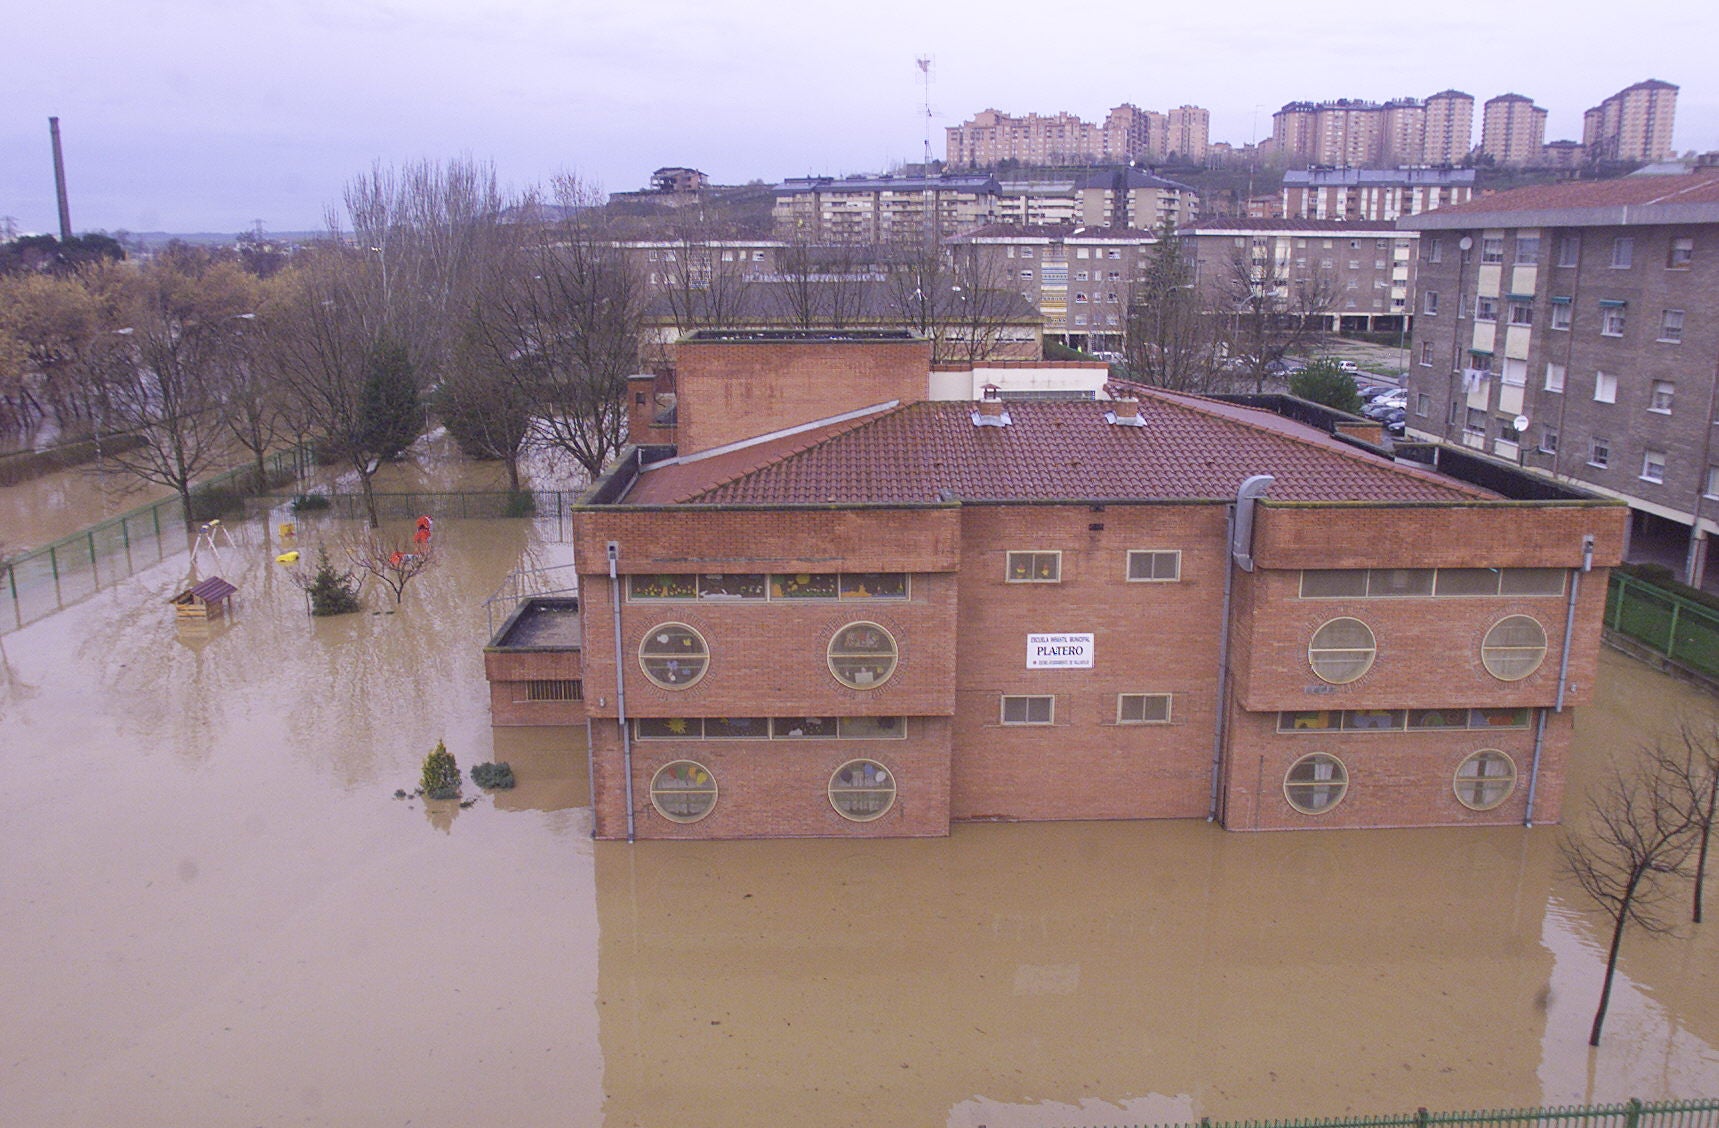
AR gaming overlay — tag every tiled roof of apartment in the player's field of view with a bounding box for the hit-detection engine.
[626,391,1493,507]
[950,223,1158,242]
[1178,217,1407,234]
[1281,167,1475,188]
[1402,170,1719,228]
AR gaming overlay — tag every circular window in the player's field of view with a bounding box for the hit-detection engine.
[1308,617,1376,684]
[639,623,709,689]
[1284,753,1348,815]
[1454,749,1517,811]
[1481,615,1547,681]
[649,760,717,823]
[827,622,898,689]
[829,759,896,821]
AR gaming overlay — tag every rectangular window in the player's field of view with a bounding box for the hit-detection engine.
[1021,247,1035,258]
[1590,437,1611,468]
[1594,372,1618,403]
[1107,249,1121,259]
[1465,407,1488,437]
[1539,427,1559,454]
[1127,550,1181,581]
[1550,301,1572,330]
[1001,695,1054,725]
[1481,237,1504,263]
[1651,380,1675,413]
[1669,237,1695,268]
[1508,301,1533,326]
[1601,306,1626,336]
[1020,270,1034,280]
[1475,296,1498,321]
[1557,234,1580,267]
[1075,270,1089,281]
[1416,392,1431,417]
[1660,309,1685,342]
[1117,693,1172,724]
[1706,466,1719,499]
[1502,358,1527,387]
[523,679,582,702]
[1299,570,1368,598]
[1006,551,1061,583]
[1369,568,1436,597]
[1515,235,1540,264]
[1426,238,1443,263]
[1423,290,1439,315]
[1642,450,1667,483]
[1419,340,1434,366]
[1435,568,1505,596]
[1611,237,1634,268]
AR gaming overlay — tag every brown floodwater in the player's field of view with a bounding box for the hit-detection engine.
[1,472,1717,1126]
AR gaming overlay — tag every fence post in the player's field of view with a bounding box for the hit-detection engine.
[1611,576,1626,631]
[1625,1098,1642,1128]
[1416,1107,1429,1128]
[49,544,59,580]
[1666,601,1683,662]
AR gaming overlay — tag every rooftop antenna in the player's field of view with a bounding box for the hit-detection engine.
[916,56,935,172]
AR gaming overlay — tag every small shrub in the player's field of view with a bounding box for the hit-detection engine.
[1289,361,1364,414]
[471,761,516,790]
[292,492,332,513]
[304,548,361,616]
[503,491,536,518]
[421,740,461,800]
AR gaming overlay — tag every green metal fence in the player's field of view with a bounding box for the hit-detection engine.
[0,445,312,635]
[247,488,578,530]
[1607,571,1719,680]
[1102,1098,1718,1128]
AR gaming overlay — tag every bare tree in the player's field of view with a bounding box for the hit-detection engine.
[656,216,756,333]
[345,532,436,604]
[1124,226,1226,393]
[97,257,259,520]
[1561,752,1698,1046]
[1657,721,1719,923]
[1212,245,1338,393]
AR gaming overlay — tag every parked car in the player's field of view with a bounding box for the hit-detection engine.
[1382,407,1407,436]
[1363,390,1408,419]
[1266,359,1306,377]
[1333,359,1360,374]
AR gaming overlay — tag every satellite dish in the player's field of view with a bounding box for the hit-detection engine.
[1514,414,1530,432]
[1458,236,1474,251]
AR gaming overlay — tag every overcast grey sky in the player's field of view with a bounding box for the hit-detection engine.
[5,0,1715,235]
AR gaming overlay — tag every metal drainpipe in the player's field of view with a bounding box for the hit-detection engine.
[1527,533,1594,826]
[1210,474,1274,822]
[608,541,636,843]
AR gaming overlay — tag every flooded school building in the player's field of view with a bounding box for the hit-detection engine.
[486,331,1627,839]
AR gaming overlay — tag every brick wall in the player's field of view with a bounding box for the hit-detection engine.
[674,337,933,455]
[484,648,586,727]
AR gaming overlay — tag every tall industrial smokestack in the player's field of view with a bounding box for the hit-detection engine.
[49,117,73,243]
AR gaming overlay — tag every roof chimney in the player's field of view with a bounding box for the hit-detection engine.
[1106,398,1145,427]
[972,384,1011,427]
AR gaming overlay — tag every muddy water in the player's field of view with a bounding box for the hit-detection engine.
[1,502,1717,1127]
[0,457,173,552]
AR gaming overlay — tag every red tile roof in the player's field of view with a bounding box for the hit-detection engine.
[625,390,1493,506]
[1413,171,1719,218]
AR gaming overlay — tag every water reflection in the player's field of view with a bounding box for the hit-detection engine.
[1,495,1716,1127]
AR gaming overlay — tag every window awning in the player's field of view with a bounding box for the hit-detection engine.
[1598,298,1627,307]
[1550,296,1572,304]
[1505,293,1535,301]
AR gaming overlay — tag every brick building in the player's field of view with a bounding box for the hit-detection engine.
[1270,92,1476,168]
[1179,218,1418,333]
[496,331,1626,840]
[945,104,1208,168]
[948,224,1158,351]
[1400,169,1719,583]
[1480,94,1549,167]
[772,175,1001,244]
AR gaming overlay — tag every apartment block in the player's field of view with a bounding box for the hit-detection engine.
[1281,168,1476,222]
[1583,80,1680,163]
[1180,217,1418,331]
[1480,95,1548,167]
[1423,90,1477,164]
[773,174,1000,243]
[1400,170,1719,581]
[945,105,1169,167]
[1167,105,1211,162]
[499,331,1624,840]
[950,223,1157,350]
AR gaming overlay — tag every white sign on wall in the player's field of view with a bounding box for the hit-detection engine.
[1027,633,1094,669]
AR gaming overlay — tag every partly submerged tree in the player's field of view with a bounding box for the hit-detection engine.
[345,532,436,605]
[1561,752,1698,1045]
[1658,721,1719,924]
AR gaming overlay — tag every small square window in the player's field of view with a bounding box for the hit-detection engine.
[1544,362,1566,393]
[1481,237,1504,264]
[1642,450,1667,483]
[1557,234,1580,267]
[1515,235,1540,264]
[1001,695,1054,725]
[1539,428,1559,454]
[1117,693,1171,724]
[1594,372,1618,403]
[1660,309,1685,342]
[1508,301,1533,326]
[1127,550,1181,582]
[1651,380,1675,413]
[1423,290,1439,315]
[1601,306,1626,337]
[1475,296,1498,321]
[1550,302,1572,331]
[1006,551,1061,583]
[1590,437,1611,468]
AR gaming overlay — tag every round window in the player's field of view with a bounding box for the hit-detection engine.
[1308,617,1376,684]
[827,622,898,689]
[1481,615,1547,681]
[639,623,709,689]
[829,759,896,821]
[1284,753,1348,815]
[649,760,717,823]
[1454,749,1517,811]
